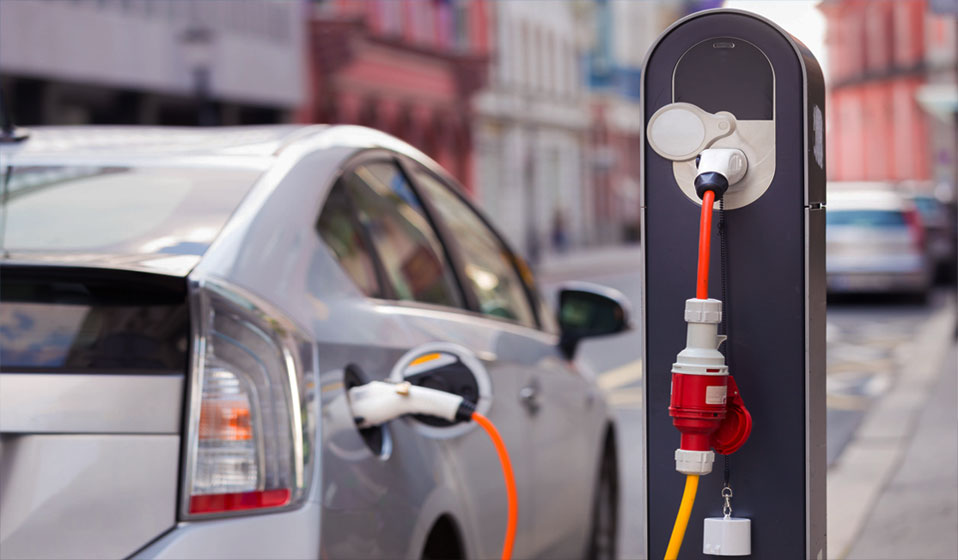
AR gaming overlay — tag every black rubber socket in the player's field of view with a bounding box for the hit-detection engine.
[455,400,476,422]
[694,172,730,200]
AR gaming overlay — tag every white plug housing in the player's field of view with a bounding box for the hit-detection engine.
[703,517,751,556]
[672,298,728,376]
[675,449,715,476]
[697,148,748,187]
[348,381,464,428]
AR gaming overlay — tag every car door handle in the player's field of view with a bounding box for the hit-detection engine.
[519,382,539,413]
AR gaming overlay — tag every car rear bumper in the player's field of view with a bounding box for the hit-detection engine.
[826,271,930,294]
[132,501,321,560]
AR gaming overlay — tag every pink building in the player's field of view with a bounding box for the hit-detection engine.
[299,0,491,192]
[821,0,955,183]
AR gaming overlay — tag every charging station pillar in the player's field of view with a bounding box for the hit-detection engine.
[641,10,826,559]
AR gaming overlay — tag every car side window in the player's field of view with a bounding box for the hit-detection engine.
[343,161,463,308]
[316,181,383,298]
[514,253,559,334]
[411,169,537,328]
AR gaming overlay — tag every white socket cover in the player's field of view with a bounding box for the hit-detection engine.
[647,102,736,162]
[703,517,751,556]
[648,107,706,159]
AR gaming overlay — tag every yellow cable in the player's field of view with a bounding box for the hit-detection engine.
[664,474,699,560]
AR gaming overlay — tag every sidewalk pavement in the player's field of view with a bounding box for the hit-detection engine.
[534,244,642,282]
[828,300,958,559]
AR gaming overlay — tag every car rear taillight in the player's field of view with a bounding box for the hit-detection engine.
[904,208,926,252]
[183,278,316,518]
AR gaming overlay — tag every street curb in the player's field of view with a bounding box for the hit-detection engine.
[826,296,957,559]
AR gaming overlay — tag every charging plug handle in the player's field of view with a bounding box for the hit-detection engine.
[695,172,729,200]
[694,148,747,200]
[348,380,474,428]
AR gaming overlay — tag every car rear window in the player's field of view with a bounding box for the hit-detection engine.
[0,270,189,372]
[0,166,261,255]
[826,210,906,227]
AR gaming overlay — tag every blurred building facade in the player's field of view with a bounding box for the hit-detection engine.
[821,0,957,196]
[471,0,691,259]
[582,0,689,245]
[0,0,305,125]
[921,1,958,199]
[300,0,490,193]
[0,0,723,259]
[471,0,591,259]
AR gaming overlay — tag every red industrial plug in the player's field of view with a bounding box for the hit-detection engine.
[670,366,729,453]
[668,297,752,473]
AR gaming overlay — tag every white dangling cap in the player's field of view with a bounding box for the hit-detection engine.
[703,517,751,556]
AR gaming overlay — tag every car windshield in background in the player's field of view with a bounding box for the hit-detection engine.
[826,210,906,228]
[910,196,937,214]
[910,196,945,226]
[0,166,261,255]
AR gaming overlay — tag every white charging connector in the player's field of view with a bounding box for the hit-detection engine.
[348,380,472,428]
[697,148,748,187]
[693,148,748,202]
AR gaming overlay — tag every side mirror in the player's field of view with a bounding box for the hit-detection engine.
[557,282,632,359]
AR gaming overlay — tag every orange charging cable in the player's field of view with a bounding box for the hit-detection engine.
[472,411,517,560]
[666,187,717,559]
[696,189,716,299]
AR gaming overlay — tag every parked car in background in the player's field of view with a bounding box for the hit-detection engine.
[826,189,933,301]
[907,192,957,282]
[0,126,624,560]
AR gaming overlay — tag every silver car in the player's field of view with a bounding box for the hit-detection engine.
[0,126,624,560]
[826,189,932,300]
[908,192,957,281]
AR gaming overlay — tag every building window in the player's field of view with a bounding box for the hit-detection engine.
[865,2,888,72]
[496,13,509,86]
[453,0,470,51]
[381,0,403,36]
[893,1,913,67]
[521,21,531,92]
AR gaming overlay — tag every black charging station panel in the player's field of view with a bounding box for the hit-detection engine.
[642,10,825,559]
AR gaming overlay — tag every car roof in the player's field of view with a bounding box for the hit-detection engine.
[0,124,442,172]
[828,189,911,211]
[0,124,452,276]
[5,125,316,159]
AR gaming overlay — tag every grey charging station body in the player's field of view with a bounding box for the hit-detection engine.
[641,10,826,559]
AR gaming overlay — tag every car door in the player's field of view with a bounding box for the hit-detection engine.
[403,162,601,556]
[312,154,537,559]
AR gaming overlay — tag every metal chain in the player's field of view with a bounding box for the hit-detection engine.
[719,198,734,519]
